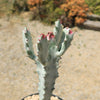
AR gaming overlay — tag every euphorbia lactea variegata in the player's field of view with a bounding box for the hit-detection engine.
[22,20,74,100]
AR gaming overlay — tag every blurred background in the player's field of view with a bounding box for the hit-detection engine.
[0,0,100,100]
[0,0,100,27]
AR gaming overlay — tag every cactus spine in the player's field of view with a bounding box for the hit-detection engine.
[22,20,74,100]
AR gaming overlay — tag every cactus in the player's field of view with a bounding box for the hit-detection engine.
[22,20,74,100]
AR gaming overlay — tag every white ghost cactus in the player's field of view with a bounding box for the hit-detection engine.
[22,20,74,100]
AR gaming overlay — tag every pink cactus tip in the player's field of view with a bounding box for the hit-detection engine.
[38,33,46,41]
[66,27,73,34]
[60,20,62,24]
[40,33,46,39]
[47,32,55,40]
[69,30,73,34]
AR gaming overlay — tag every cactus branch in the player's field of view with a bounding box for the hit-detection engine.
[23,27,37,60]
[37,34,49,65]
[53,20,63,47]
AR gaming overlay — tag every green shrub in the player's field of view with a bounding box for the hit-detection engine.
[11,0,29,13]
[85,0,100,15]
[29,0,89,27]
[29,0,65,25]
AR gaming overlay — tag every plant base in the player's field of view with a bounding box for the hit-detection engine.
[21,93,63,100]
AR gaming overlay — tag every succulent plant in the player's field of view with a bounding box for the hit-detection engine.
[22,20,74,100]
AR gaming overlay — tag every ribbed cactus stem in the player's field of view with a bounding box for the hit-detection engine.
[22,20,74,100]
[37,60,58,100]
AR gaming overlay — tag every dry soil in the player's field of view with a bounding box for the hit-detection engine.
[0,14,100,100]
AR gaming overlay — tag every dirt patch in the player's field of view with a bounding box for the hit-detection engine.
[0,15,100,100]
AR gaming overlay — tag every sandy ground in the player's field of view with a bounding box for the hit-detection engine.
[0,14,100,100]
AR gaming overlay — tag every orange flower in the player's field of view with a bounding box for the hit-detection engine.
[60,0,89,25]
[27,0,43,10]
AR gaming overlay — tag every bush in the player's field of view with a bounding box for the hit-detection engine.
[27,0,42,10]
[85,0,100,15]
[60,0,89,27]
[11,0,29,13]
[41,0,65,24]
[28,0,65,25]
[28,0,89,27]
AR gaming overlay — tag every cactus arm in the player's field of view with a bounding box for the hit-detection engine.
[23,27,37,61]
[56,28,74,57]
[53,20,63,48]
[56,41,66,57]
[37,35,49,65]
